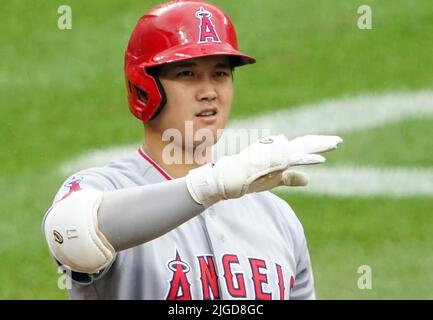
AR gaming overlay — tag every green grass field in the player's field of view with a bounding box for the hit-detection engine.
[1,0,433,299]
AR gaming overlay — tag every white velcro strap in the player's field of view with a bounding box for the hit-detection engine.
[185,163,222,209]
[44,189,116,274]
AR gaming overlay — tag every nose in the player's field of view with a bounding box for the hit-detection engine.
[196,77,217,102]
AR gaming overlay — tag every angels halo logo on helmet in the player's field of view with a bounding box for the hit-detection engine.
[195,6,221,44]
[124,0,256,122]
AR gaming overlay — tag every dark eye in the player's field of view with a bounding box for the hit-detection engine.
[176,70,194,78]
[215,71,230,78]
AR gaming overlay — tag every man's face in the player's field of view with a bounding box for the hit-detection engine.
[146,55,234,148]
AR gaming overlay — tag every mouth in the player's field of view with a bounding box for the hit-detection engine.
[195,108,218,124]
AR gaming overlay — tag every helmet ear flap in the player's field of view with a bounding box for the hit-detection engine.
[148,76,167,121]
[126,79,148,105]
[125,66,164,122]
[135,86,149,104]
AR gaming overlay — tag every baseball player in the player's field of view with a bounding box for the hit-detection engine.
[43,0,342,300]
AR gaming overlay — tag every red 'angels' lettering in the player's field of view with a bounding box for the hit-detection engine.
[166,252,295,299]
[166,252,192,300]
[276,263,285,300]
[249,258,272,300]
[195,6,221,44]
[222,254,247,298]
[198,255,220,300]
[290,275,295,291]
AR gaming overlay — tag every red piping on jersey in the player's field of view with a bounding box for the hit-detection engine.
[138,147,172,180]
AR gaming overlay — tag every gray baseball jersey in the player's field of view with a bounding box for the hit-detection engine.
[47,147,315,300]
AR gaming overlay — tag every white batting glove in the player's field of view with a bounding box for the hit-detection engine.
[186,134,343,208]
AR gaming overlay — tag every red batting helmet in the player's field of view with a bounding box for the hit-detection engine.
[124,0,256,122]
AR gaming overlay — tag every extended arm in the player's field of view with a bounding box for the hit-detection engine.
[43,134,342,274]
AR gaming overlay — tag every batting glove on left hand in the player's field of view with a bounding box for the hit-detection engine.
[186,134,343,208]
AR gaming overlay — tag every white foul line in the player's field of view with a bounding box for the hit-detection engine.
[275,166,433,197]
[60,91,433,197]
[228,90,433,137]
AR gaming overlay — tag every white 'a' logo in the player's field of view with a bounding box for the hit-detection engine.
[195,7,221,44]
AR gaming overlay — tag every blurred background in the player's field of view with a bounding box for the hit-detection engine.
[1,0,433,299]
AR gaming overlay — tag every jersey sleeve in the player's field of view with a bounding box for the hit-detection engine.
[52,170,116,204]
[290,232,316,300]
[267,192,316,300]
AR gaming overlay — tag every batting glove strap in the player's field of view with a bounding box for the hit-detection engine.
[186,163,222,209]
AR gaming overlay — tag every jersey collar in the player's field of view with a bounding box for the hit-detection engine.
[138,147,173,181]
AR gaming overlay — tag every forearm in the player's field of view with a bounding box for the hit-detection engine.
[44,134,342,274]
[98,178,205,251]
